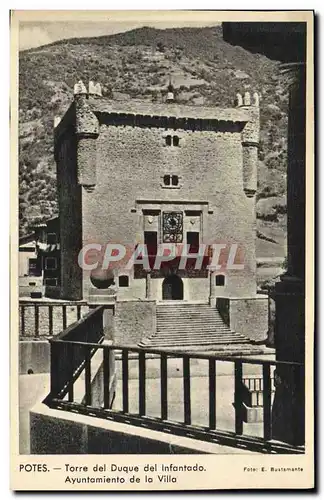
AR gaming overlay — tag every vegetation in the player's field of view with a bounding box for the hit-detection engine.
[19,25,289,243]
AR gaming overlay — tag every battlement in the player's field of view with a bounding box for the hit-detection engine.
[74,80,102,98]
[54,80,259,137]
[57,80,250,126]
[235,91,260,108]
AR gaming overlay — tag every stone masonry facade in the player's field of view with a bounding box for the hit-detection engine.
[53,81,268,342]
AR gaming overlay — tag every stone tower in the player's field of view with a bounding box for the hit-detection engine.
[54,81,268,343]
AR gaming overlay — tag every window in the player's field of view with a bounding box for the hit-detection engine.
[171,175,179,186]
[165,134,180,147]
[173,135,180,147]
[28,258,41,277]
[119,275,129,287]
[45,278,57,286]
[45,257,57,270]
[163,174,179,187]
[47,233,57,244]
[144,231,158,256]
[163,175,171,186]
[216,275,225,286]
[186,210,200,217]
[187,232,200,254]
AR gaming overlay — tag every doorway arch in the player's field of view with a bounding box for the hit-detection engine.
[162,275,183,300]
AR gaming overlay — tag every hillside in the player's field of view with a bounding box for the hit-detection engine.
[18,25,288,258]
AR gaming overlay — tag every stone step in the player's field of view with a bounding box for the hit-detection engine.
[143,335,249,345]
[156,333,236,338]
[139,344,270,355]
[152,333,246,340]
[158,312,224,315]
[158,318,229,324]
[157,313,225,318]
[157,305,213,309]
[155,332,245,338]
[157,311,214,314]
[140,303,251,352]
[147,340,250,347]
[157,326,232,330]
[157,314,223,318]
[157,319,227,323]
[157,310,214,315]
[147,331,239,338]
[155,330,239,336]
[139,339,248,350]
[157,323,227,328]
[157,300,210,307]
[157,315,224,324]
[157,308,215,313]
[149,332,246,339]
[157,322,226,326]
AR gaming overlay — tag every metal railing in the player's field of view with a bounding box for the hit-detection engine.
[49,306,104,397]
[45,308,305,454]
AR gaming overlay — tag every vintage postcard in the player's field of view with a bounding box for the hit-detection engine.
[10,10,314,490]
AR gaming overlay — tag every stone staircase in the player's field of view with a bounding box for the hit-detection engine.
[139,302,261,353]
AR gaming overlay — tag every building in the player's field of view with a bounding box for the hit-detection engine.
[19,232,41,297]
[53,80,268,345]
[19,217,61,298]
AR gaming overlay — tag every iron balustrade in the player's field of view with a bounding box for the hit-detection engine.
[45,314,305,454]
[49,306,105,398]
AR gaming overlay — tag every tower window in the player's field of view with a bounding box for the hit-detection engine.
[173,135,180,147]
[216,275,225,286]
[171,175,179,186]
[119,275,129,287]
[144,231,158,256]
[163,174,171,186]
[165,134,180,147]
[187,232,200,254]
[163,174,179,187]
[162,174,181,189]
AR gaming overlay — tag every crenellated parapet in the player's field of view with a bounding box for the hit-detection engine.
[74,80,100,137]
[235,91,260,197]
[73,80,101,191]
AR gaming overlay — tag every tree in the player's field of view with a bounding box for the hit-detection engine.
[157,42,165,53]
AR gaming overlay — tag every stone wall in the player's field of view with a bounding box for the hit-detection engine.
[80,118,257,299]
[19,276,43,298]
[114,301,156,346]
[56,127,83,300]
[229,296,268,342]
[19,341,51,374]
[30,402,215,455]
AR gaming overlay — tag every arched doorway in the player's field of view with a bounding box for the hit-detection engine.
[162,275,183,300]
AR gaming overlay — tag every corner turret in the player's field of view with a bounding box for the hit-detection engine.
[235,90,260,197]
[74,80,100,191]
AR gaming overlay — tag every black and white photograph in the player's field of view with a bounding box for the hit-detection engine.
[11,10,314,491]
